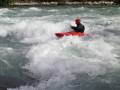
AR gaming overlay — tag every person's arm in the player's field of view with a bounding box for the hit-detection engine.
[83,25,85,31]
[70,25,76,30]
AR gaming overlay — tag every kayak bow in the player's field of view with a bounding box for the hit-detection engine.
[55,31,89,38]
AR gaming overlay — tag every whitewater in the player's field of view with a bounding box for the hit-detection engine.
[0,5,120,90]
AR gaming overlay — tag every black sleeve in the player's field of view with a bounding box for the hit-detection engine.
[83,25,85,31]
[71,26,76,30]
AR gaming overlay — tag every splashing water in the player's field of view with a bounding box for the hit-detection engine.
[0,5,120,90]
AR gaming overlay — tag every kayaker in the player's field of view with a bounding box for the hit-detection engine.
[71,17,85,33]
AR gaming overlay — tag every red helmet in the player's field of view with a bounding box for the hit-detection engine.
[75,18,81,24]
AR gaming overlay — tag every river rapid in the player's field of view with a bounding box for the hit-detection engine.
[0,5,120,90]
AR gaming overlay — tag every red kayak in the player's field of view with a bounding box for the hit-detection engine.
[55,31,89,38]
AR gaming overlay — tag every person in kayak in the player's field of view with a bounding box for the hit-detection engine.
[71,18,85,33]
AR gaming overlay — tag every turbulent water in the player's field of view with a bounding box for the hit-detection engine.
[0,5,120,90]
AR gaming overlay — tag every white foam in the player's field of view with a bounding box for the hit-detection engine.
[0,8,9,15]
[0,47,14,58]
[47,9,59,12]
[5,6,120,90]
[12,20,69,43]
[29,7,40,11]
[8,37,119,90]
[0,29,8,37]
[8,28,119,90]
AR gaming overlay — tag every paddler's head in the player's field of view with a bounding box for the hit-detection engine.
[75,17,81,24]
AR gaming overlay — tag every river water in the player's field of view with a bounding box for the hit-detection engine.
[0,5,120,90]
